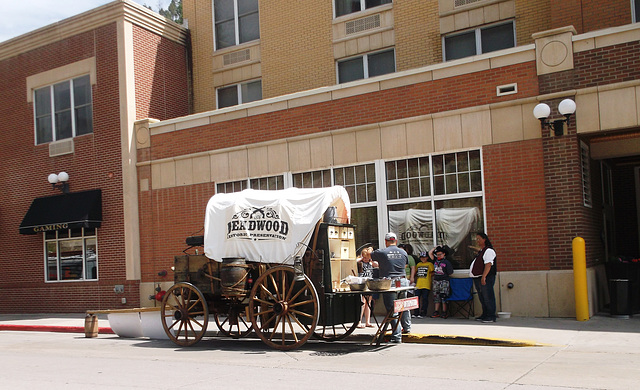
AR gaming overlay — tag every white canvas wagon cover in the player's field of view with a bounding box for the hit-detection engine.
[204,186,350,264]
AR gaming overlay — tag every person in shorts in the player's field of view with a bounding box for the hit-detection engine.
[414,251,434,318]
[429,246,453,318]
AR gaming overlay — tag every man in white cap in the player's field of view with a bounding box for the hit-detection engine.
[371,232,411,343]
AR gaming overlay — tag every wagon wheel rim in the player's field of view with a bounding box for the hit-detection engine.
[161,282,209,346]
[313,318,360,341]
[213,299,253,339]
[248,266,318,350]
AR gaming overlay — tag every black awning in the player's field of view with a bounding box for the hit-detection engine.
[19,189,102,235]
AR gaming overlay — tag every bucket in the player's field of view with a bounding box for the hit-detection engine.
[220,257,249,296]
[84,314,99,338]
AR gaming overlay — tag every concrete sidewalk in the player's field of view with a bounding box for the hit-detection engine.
[1,312,638,346]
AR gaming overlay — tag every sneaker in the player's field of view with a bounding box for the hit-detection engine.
[481,318,496,323]
[442,312,449,319]
[475,316,485,321]
[414,314,423,319]
[430,311,440,318]
[388,338,402,343]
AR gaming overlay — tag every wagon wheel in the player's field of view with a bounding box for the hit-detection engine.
[248,266,319,350]
[213,299,253,338]
[313,318,360,341]
[161,282,209,346]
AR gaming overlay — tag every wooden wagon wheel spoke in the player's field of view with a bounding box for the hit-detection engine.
[289,309,315,318]
[161,282,209,347]
[249,266,319,350]
[214,299,254,339]
[267,272,280,300]
[288,299,316,309]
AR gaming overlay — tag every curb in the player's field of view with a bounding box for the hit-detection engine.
[0,324,114,334]
[0,325,542,347]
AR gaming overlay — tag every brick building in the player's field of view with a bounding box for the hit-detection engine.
[1,0,639,317]
[0,1,189,311]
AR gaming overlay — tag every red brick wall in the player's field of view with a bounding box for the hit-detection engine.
[145,62,539,162]
[138,182,216,283]
[483,139,551,271]
[132,25,191,121]
[551,0,632,33]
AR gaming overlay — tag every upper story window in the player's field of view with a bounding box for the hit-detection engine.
[45,228,97,282]
[335,0,392,17]
[34,74,93,145]
[634,0,640,22]
[214,0,260,50]
[444,21,515,61]
[217,80,262,108]
[292,169,332,189]
[338,49,395,83]
[216,175,285,194]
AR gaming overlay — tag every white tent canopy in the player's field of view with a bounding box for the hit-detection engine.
[204,186,350,264]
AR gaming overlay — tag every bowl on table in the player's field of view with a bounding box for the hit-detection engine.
[348,282,367,291]
[366,278,391,291]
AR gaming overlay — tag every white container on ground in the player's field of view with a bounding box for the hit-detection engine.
[108,312,143,338]
[140,310,171,339]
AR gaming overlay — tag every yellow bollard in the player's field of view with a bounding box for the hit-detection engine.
[572,237,589,321]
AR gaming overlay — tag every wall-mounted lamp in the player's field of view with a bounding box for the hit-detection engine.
[48,171,70,194]
[533,98,576,136]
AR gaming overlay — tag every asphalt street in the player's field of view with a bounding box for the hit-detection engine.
[1,313,639,389]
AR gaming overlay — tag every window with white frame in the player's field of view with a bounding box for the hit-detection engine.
[334,163,377,203]
[34,74,93,145]
[250,175,285,190]
[217,80,262,108]
[432,150,482,195]
[385,150,484,268]
[216,179,248,194]
[335,0,392,17]
[292,169,332,189]
[217,150,484,268]
[216,174,285,194]
[634,0,640,22]
[444,21,515,61]
[338,49,395,83]
[45,228,97,282]
[214,0,260,50]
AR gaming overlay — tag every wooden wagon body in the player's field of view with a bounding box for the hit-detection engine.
[161,187,363,350]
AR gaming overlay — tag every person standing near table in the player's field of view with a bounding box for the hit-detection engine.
[414,251,434,318]
[371,232,411,343]
[429,246,453,318]
[472,232,497,323]
[357,245,378,328]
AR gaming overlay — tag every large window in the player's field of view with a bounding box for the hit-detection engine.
[218,149,484,269]
[45,228,97,282]
[34,74,93,145]
[444,21,515,61]
[335,0,392,17]
[386,150,484,268]
[338,49,395,83]
[214,0,260,50]
[634,0,640,22]
[217,80,262,108]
